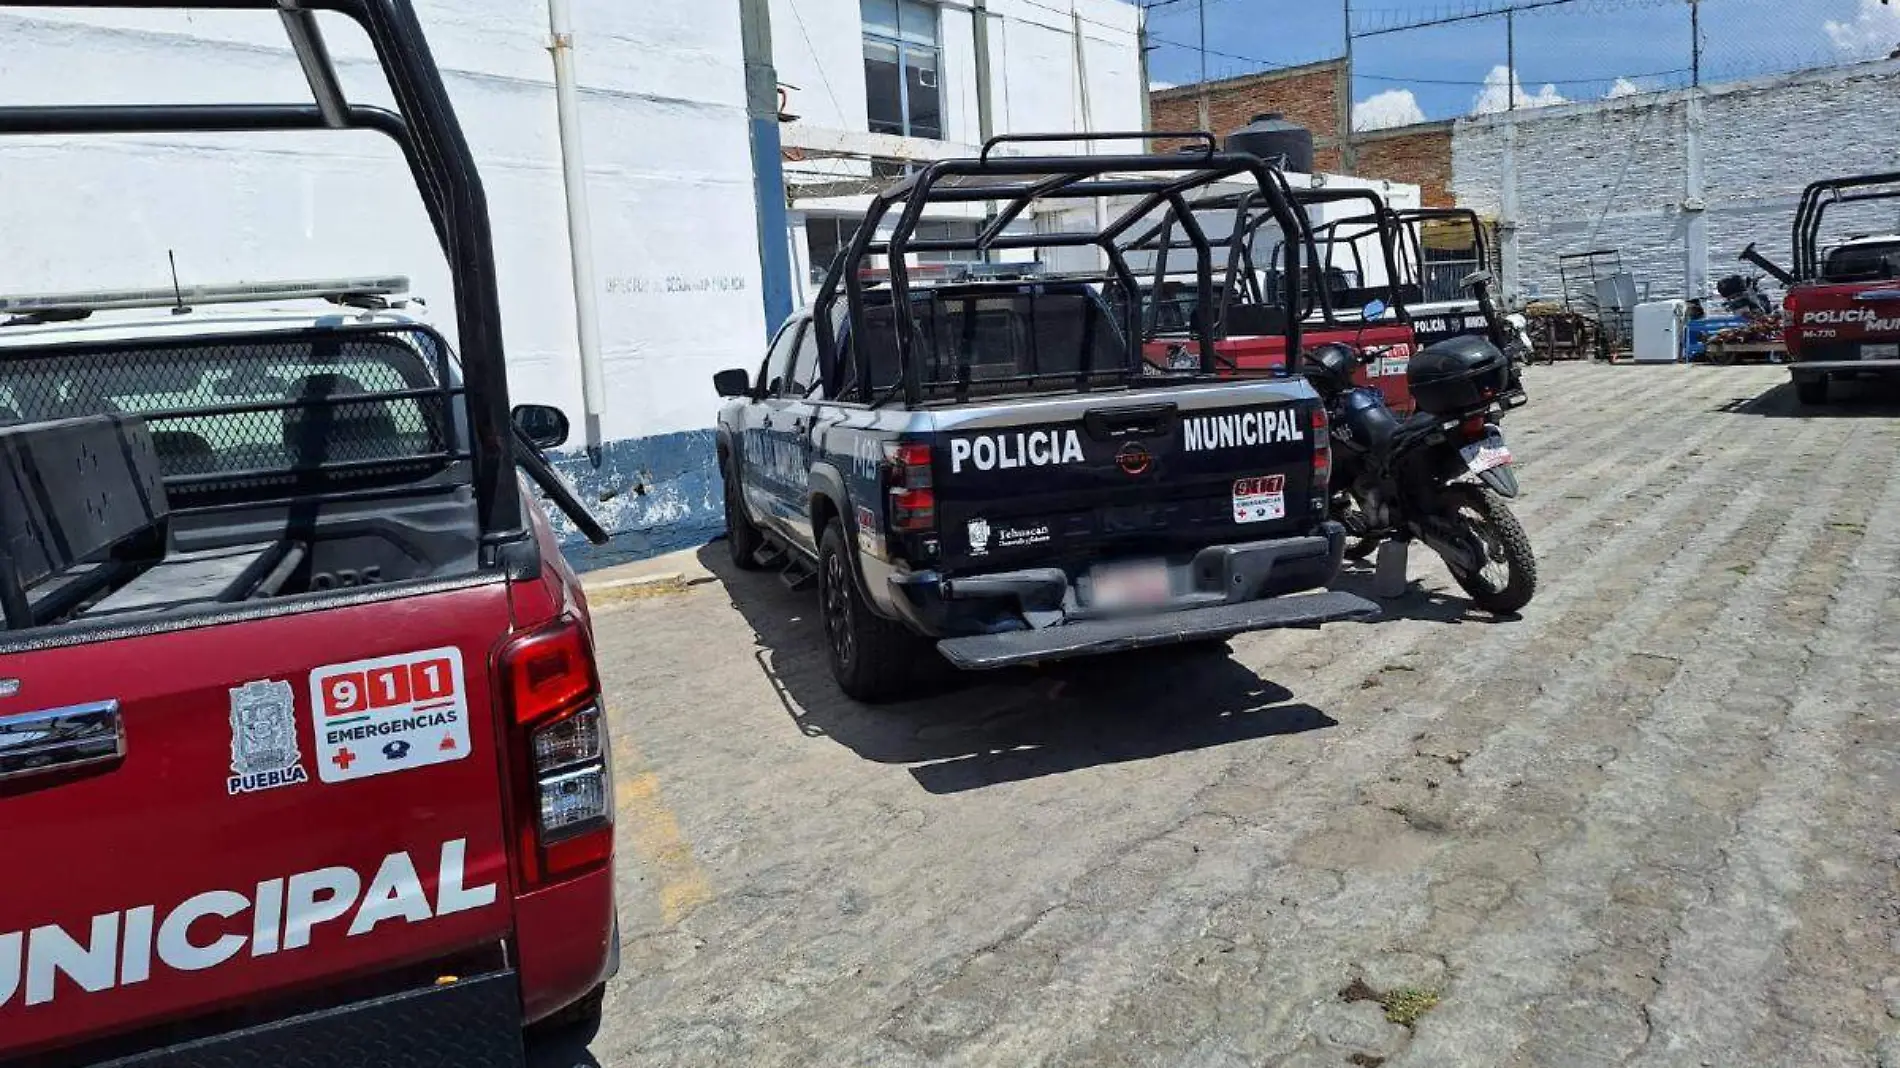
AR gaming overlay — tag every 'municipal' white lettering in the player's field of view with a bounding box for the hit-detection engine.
[252,878,284,958]
[120,906,155,986]
[0,840,500,1012]
[435,839,498,917]
[348,851,431,936]
[282,867,361,951]
[1181,408,1306,454]
[157,890,248,972]
[26,914,117,1006]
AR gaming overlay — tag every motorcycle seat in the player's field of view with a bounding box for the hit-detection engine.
[1346,403,1439,455]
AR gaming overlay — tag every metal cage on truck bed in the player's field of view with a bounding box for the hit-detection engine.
[0,0,576,566]
[1119,186,1410,340]
[809,132,1309,407]
[1792,172,1900,282]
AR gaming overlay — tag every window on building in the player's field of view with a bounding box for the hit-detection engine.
[862,0,941,141]
[806,216,854,284]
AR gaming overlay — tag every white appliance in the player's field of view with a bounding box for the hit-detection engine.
[1632,299,1688,363]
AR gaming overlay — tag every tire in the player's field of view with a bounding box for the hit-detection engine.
[817,521,931,702]
[723,463,766,570]
[1437,484,1537,615]
[1794,373,1829,406]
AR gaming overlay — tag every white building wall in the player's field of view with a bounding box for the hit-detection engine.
[1452,60,1900,304]
[0,1,762,558]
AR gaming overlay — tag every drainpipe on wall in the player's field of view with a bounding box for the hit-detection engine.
[1683,92,1708,299]
[547,0,607,464]
[740,0,796,335]
[974,0,997,262]
[1499,120,1520,308]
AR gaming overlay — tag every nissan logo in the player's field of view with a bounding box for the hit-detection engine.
[1116,441,1153,476]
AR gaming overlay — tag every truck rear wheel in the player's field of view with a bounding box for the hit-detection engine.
[724,466,766,570]
[1794,373,1829,406]
[818,521,929,702]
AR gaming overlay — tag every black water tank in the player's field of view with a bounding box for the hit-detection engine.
[1223,113,1315,174]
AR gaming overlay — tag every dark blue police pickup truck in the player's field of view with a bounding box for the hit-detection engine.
[714,135,1378,700]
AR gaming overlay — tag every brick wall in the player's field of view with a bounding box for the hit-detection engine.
[1452,59,1900,303]
[1146,63,1455,205]
[1149,59,1347,173]
[1354,123,1455,207]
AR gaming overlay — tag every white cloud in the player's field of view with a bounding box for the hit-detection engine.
[1471,65,1568,115]
[1606,77,1643,99]
[1825,0,1900,55]
[1149,80,1178,92]
[1353,88,1427,131]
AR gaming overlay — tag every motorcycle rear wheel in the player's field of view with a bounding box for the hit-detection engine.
[1438,484,1537,615]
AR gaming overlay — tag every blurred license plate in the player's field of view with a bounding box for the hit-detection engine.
[1091,561,1171,609]
[1862,343,1899,359]
[1460,427,1512,474]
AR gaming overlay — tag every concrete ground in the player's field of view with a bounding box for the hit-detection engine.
[531,363,1900,1068]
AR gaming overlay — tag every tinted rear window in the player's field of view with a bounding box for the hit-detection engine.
[1823,241,1900,282]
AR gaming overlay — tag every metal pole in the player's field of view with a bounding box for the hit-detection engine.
[1197,0,1209,132]
[1690,0,1701,88]
[976,0,997,261]
[1507,8,1516,111]
[546,0,607,462]
[1342,0,1357,173]
[1137,9,1153,152]
[740,0,795,335]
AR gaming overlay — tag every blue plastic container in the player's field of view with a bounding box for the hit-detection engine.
[1685,316,1749,362]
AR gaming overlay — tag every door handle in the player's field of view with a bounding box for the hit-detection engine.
[0,701,125,782]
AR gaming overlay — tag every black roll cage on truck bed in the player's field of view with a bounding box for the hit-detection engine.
[0,0,605,569]
[1119,186,1411,337]
[806,132,1309,406]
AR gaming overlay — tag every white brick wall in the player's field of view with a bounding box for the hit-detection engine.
[1452,60,1900,305]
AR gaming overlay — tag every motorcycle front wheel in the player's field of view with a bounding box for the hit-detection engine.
[1437,484,1537,614]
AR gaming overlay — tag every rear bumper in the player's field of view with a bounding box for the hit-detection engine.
[1792,359,1900,373]
[937,590,1379,669]
[514,862,618,1025]
[86,971,526,1068]
[890,524,1373,666]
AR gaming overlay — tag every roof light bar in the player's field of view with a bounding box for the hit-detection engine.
[0,276,410,314]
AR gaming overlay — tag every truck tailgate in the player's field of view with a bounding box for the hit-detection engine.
[1789,282,1900,354]
[928,380,1322,570]
[0,581,518,1057]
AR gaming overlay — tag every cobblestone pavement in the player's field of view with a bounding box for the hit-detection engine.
[532,364,1900,1068]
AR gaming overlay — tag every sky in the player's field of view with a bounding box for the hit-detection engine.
[1142,0,1900,129]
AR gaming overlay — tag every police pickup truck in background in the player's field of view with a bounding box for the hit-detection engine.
[712,136,1378,701]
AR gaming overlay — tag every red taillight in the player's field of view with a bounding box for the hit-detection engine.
[1459,414,1487,441]
[497,617,613,888]
[1311,406,1331,490]
[885,441,936,532]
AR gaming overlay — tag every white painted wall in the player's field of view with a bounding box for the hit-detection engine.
[1452,60,1900,305]
[774,0,1144,150]
[0,0,763,446]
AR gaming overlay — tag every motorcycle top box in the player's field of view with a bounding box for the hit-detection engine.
[1408,335,1511,415]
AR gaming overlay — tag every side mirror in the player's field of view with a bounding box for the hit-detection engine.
[713,368,751,398]
[511,404,570,450]
[1460,269,1496,291]
[1362,299,1389,321]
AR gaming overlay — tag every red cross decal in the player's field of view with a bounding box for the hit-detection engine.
[332,747,357,771]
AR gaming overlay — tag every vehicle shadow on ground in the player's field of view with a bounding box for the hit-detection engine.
[524,1019,604,1068]
[1715,376,1900,418]
[696,544,1339,795]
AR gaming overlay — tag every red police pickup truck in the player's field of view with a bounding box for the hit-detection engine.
[0,3,616,1065]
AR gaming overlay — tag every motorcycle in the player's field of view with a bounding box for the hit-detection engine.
[1314,299,1538,615]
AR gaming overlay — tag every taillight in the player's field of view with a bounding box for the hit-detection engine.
[885,441,936,532]
[1459,414,1487,441]
[498,617,613,887]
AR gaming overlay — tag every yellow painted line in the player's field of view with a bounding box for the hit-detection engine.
[615,761,714,925]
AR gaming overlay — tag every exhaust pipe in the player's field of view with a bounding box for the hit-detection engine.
[1739,242,1797,287]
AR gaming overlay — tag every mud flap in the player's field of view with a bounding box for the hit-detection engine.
[1478,464,1520,498]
